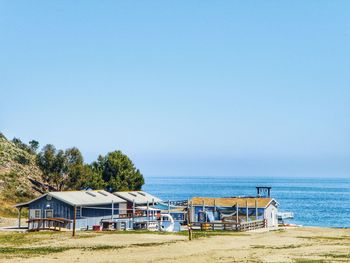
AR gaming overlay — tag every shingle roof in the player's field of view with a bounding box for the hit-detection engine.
[15,190,126,207]
[113,191,162,205]
[190,197,277,208]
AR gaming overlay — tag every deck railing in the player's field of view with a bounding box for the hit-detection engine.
[27,218,72,231]
[192,219,266,231]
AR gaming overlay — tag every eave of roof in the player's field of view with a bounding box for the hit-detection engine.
[113,191,161,204]
[14,193,49,208]
[190,197,278,208]
[14,190,127,208]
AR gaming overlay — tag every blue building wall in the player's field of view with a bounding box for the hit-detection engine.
[82,204,120,218]
[28,196,74,219]
[28,195,121,229]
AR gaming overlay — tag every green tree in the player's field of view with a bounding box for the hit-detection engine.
[64,147,84,189]
[37,144,57,185]
[79,164,105,190]
[37,145,66,190]
[37,145,144,192]
[101,150,144,192]
[52,149,66,190]
[29,140,39,153]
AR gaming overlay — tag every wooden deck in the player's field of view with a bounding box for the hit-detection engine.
[27,218,72,231]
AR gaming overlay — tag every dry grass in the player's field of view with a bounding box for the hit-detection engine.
[0,227,349,262]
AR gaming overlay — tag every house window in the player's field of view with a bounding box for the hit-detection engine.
[35,210,41,218]
[30,209,41,219]
[45,209,53,218]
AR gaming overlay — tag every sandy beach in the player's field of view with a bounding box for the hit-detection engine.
[0,226,349,263]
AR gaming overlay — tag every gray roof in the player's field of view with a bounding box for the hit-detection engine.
[15,190,126,207]
[113,191,162,205]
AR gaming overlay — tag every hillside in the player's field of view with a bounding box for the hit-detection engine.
[0,133,45,217]
[0,132,145,218]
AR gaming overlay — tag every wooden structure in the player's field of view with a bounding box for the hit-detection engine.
[27,218,72,231]
[189,196,279,228]
[256,186,272,197]
[193,219,266,232]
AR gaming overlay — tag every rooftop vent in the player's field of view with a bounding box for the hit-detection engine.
[98,191,108,196]
[128,193,137,197]
[137,192,146,196]
[86,191,96,197]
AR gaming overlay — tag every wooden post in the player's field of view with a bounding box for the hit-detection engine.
[214,199,216,212]
[167,200,170,214]
[111,200,114,220]
[187,198,190,223]
[132,199,135,229]
[72,206,76,237]
[236,202,239,223]
[187,200,192,241]
[246,200,249,222]
[202,200,206,222]
[147,200,149,220]
[255,199,258,220]
[17,208,22,229]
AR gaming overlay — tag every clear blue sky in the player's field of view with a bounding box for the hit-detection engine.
[1,1,349,178]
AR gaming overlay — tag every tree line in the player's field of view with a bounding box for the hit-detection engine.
[10,137,144,192]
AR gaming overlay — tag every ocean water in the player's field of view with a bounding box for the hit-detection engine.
[143,176,350,228]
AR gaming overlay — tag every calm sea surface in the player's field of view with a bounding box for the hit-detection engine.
[143,176,350,228]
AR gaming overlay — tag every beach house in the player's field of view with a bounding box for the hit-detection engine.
[189,197,279,228]
[15,190,127,230]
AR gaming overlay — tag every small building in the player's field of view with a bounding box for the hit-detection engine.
[113,191,162,216]
[15,190,127,230]
[190,197,279,228]
[114,191,162,205]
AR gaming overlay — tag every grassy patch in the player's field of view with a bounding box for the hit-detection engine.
[323,253,350,259]
[252,244,304,249]
[270,228,286,233]
[176,230,248,239]
[298,235,350,241]
[82,245,123,251]
[0,232,40,246]
[0,246,69,257]
[81,229,248,239]
[0,239,180,258]
[293,259,325,263]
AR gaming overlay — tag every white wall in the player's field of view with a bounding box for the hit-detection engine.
[264,204,278,228]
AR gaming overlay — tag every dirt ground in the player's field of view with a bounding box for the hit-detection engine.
[0,226,349,263]
[0,217,28,227]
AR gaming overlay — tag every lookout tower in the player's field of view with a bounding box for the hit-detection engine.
[256,186,272,198]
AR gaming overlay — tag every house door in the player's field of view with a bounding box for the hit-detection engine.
[271,209,276,226]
